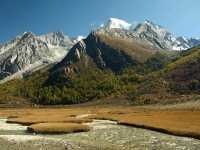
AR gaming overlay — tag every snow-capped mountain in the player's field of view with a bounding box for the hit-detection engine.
[72,35,86,43]
[99,18,200,51]
[133,20,191,50]
[103,18,132,30]
[0,18,200,82]
[0,32,75,81]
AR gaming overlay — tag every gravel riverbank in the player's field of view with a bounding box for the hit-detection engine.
[0,119,200,150]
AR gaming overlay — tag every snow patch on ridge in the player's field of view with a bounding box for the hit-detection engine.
[100,18,200,51]
[76,36,86,42]
[103,18,132,30]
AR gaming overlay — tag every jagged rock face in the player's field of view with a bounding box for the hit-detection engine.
[133,21,174,49]
[0,32,48,77]
[0,32,74,80]
[85,33,138,71]
[96,28,138,42]
[52,32,143,77]
[60,39,87,67]
[101,18,200,51]
[39,32,73,48]
[0,36,21,55]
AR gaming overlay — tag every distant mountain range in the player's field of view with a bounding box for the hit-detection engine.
[100,18,200,50]
[0,32,76,82]
[1,18,200,106]
[0,18,200,82]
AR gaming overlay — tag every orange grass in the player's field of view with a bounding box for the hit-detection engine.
[1,106,200,138]
[27,123,90,134]
[90,110,200,139]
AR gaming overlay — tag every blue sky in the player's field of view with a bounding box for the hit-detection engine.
[0,0,200,43]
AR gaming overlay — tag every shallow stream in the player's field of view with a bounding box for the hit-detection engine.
[0,118,200,150]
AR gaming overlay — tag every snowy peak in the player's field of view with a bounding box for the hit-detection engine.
[103,18,131,30]
[100,18,200,51]
[72,36,86,43]
[76,36,86,41]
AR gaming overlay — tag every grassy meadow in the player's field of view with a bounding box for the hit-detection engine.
[0,104,200,139]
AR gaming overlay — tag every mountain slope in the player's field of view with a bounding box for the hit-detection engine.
[0,32,75,80]
[138,45,200,97]
[164,46,200,92]
[0,30,194,106]
[133,20,183,50]
[0,17,199,82]
[0,30,164,105]
[50,30,161,80]
[0,18,200,106]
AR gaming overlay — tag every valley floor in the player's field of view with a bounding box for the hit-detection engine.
[0,103,200,149]
[0,120,200,150]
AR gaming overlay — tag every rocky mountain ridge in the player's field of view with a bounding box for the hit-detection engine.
[100,18,200,50]
[0,31,75,80]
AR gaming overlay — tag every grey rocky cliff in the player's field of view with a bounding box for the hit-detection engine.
[0,32,75,80]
